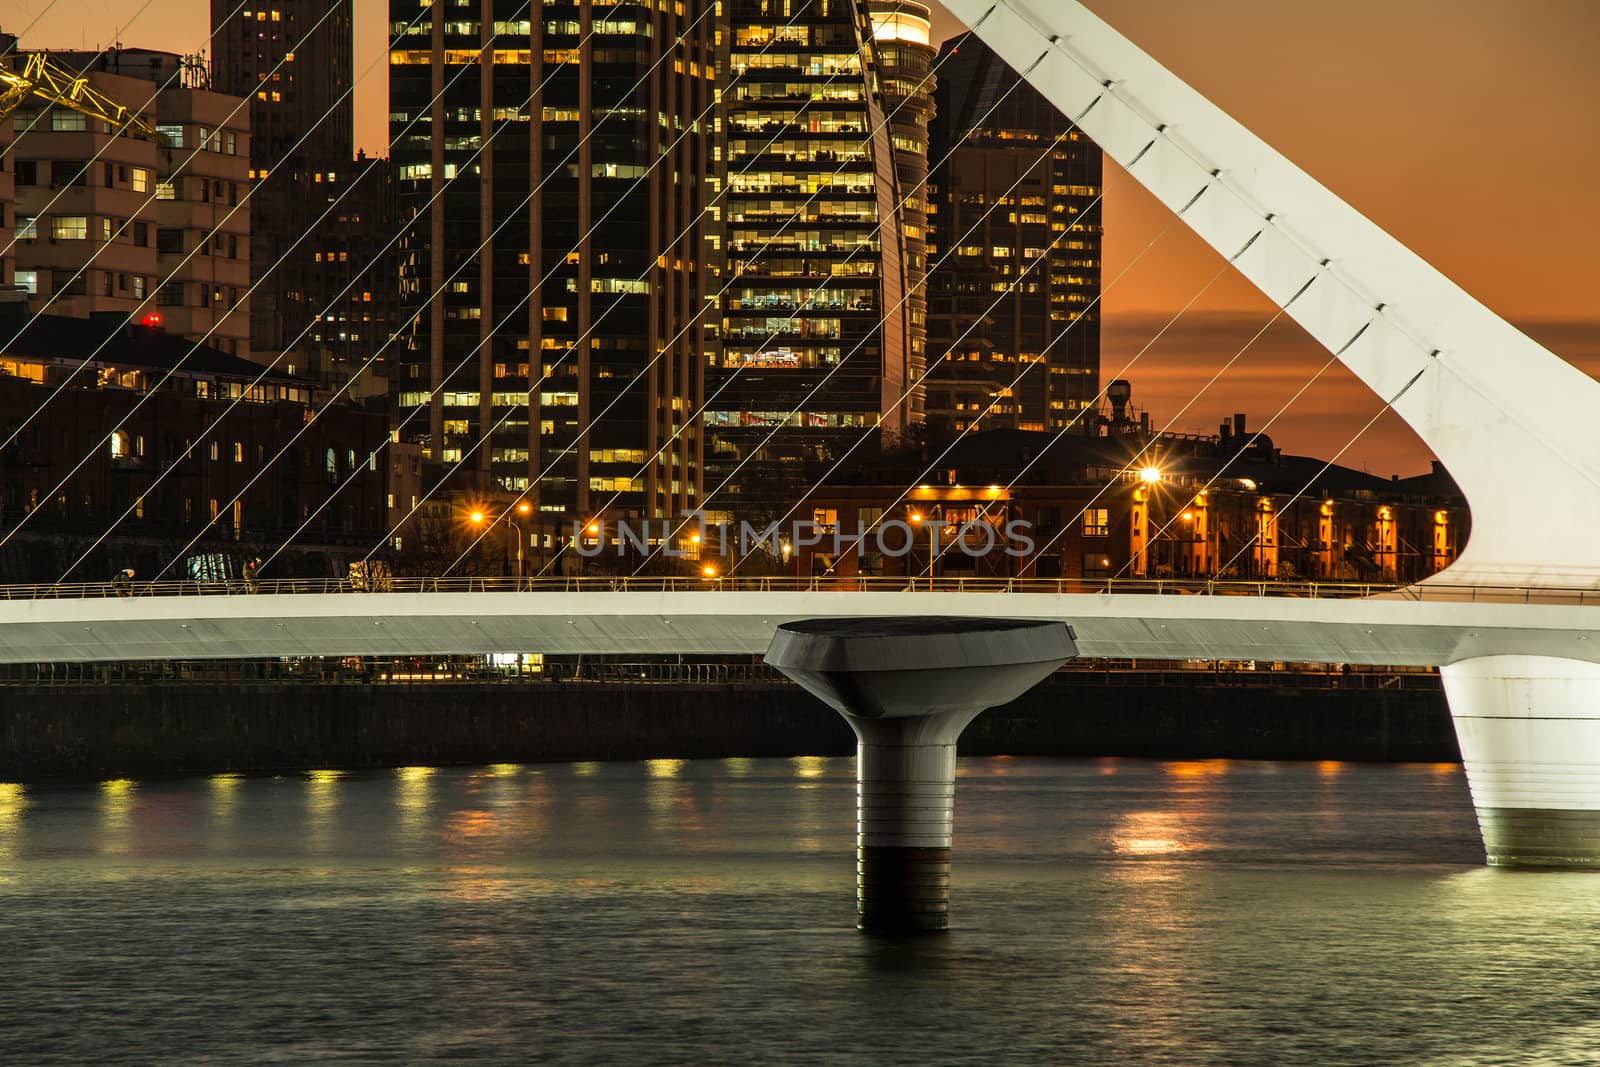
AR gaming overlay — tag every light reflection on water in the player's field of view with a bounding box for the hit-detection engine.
[97,778,137,855]
[303,769,342,854]
[4,756,1598,1065]
[0,782,25,865]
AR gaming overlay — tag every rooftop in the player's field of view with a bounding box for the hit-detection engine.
[0,305,306,386]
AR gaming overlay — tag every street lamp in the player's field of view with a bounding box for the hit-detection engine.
[908,507,942,590]
[469,505,530,579]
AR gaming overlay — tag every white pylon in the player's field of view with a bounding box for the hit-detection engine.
[943,0,1600,590]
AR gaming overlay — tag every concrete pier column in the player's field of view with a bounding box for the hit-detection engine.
[1442,655,1600,867]
[765,618,1075,932]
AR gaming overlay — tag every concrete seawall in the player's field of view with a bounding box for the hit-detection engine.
[0,672,1455,781]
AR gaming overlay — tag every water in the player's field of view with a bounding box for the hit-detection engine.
[2,757,1599,1065]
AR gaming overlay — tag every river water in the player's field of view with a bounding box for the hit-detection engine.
[2,757,1598,1065]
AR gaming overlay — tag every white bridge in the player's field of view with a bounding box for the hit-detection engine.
[7,0,1600,882]
[0,577,1591,667]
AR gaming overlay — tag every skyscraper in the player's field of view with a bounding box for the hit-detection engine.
[925,32,1102,437]
[864,1,935,424]
[706,0,918,519]
[209,0,359,363]
[208,1,353,167]
[389,1,718,523]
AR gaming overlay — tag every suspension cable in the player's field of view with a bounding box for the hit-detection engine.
[69,0,669,580]
[911,239,1311,578]
[443,12,1007,577]
[137,2,726,578]
[628,63,1088,574]
[347,3,921,574]
[0,0,228,257]
[816,210,1211,578]
[0,0,350,460]
[55,6,557,579]
[1121,319,1390,583]
[1208,363,1428,583]
[21,0,470,566]
[0,0,161,163]
[0,0,67,63]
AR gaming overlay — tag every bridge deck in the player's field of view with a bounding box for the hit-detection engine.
[0,580,1593,667]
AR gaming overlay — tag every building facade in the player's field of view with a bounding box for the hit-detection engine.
[791,404,1467,585]
[209,0,374,372]
[389,0,718,524]
[289,152,398,400]
[0,302,387,583]
[4,50,252,357]
[864,1,936,423]
[706,0,917,520]
[925,32,1102,437]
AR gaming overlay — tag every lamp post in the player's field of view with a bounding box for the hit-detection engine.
[470,502,533,578]
[909,506,940,590]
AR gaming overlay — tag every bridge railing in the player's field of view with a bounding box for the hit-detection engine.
[1,575,1595,603]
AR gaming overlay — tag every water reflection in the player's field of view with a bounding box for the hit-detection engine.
[2,757,1571,1065]
[0,782,25,864]
[645,759,684,778]
[304,770,344,853]
[99,778,137,855]
[645,759,701,836]
[208,773,243,851]
[792,756,827,779]
[1109,809,1198,857]
[791,757,843,854]
[1165,759,1231,780]
[395,766,436,849]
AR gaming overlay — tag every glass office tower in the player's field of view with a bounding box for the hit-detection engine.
[389,0,718,521]
[706,0,918,519]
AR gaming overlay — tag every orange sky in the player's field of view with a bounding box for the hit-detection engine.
[12,0,1599,475]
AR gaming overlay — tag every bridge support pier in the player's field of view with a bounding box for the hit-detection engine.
[764,618,1075,932]
[1443,655,1600,867]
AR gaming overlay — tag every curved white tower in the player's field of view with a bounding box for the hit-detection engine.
[943,0,1600,592]
[942,0,1600,867]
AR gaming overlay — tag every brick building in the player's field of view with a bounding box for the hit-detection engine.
[0,302,387,582]
[789,402,1467,585]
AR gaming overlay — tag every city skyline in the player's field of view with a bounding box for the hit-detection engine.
[8,0,1598,475]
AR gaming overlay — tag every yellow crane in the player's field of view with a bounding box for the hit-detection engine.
[0,51,166,145]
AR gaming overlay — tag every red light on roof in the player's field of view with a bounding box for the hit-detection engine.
[140,312,163,328]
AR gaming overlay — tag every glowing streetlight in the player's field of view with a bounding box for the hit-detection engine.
[702,564,719,579]
[1138,466,1162,484]
[517,502,532,516]
[908,511,923,524]
[468,507,526,578]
